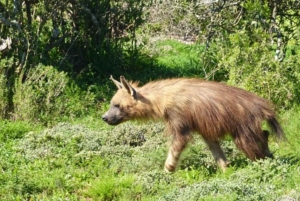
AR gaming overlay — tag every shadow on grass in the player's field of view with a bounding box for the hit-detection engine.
[278,154,300,165]
[94,52,211,101]
[72,39,228,103]
[106,54,207,83]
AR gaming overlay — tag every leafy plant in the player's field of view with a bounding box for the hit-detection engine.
[0,120,34,142]
[86,171,141,201]
[217,30,300,109]
[11,64,98,125]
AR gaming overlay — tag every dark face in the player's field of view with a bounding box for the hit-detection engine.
[102,103,124,125]
[102,86,137,125]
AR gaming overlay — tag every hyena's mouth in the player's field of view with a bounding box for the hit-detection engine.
[102,115,123,125]
[106,120,122,125]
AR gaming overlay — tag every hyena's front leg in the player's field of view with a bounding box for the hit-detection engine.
[164,127,191,172]
[164,139,186,172]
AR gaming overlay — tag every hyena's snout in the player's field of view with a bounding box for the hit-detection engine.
[102,109,123,125]
[102,113,108,122]
[102,112,114,124]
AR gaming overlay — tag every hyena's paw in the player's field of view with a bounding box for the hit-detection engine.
[219,160,231,173]
[164,163,176,173]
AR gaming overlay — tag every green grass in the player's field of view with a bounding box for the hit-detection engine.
[154,40,202,69]
[0,108,299,200]
[124,39,207,82]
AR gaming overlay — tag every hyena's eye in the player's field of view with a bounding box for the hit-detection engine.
[113,104,120,108]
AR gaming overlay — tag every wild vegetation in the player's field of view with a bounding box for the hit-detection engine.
[1,109,300,200]
[0,0,300,200]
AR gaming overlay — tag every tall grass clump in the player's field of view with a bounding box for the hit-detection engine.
[86,171,141,201]
[0,120,34,142]
[0,74,8,119]
[13,64,67,122]
[12,64,96,125]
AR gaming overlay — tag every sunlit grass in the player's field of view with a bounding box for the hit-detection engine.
[0,108,299,200]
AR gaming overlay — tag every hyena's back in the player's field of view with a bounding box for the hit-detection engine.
[142,79,274,137]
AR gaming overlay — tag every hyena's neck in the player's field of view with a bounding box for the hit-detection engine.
[136,89,165,120]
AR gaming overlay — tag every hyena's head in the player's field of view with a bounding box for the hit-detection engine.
[102,75,138,125]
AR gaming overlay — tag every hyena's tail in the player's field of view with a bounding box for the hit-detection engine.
[266,116,286,141]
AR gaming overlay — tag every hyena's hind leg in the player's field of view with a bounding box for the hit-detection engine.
[262,130,274,158]
[233,129,273,161]
[204,139,229,172]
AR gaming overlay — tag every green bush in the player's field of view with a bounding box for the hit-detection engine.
[0,120,34,142]
[12,64,96,124]
[17,122,105,160]
[217,31,300,109]
[86,171,141,201]
[13,64,68,123]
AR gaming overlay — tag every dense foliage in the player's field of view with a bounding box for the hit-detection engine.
[141,0,300,108]
[1,0,300,123]
[0,0,150,123]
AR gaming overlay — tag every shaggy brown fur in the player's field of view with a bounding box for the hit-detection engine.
[102,76,285,172]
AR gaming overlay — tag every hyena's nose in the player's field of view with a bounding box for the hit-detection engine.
[102,115,108,122]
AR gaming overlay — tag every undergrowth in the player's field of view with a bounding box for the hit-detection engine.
[0,108,299,200]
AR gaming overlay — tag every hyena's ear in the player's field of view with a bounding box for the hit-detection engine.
[110,75,122,89]
[120,76,137,99]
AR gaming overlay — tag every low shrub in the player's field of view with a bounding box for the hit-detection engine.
[160,158,299,201]
[12,64,96,125]
[0,120,34,142]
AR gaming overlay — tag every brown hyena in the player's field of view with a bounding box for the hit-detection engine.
[102,76,285,172]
